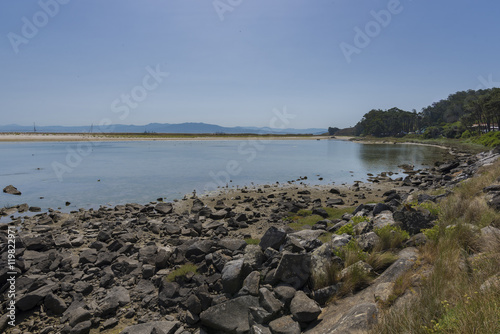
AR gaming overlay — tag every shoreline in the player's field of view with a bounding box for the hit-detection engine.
[0,133,332,142]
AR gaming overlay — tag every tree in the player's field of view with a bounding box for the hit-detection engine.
[328,127,340,135]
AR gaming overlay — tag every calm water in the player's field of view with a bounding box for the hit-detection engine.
[0,140,450,212]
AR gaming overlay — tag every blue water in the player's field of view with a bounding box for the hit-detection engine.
[0,140,450,212]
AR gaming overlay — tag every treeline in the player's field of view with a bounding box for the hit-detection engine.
[351,88,500,138]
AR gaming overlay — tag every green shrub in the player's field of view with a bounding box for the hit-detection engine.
[374,225,410,250]
[335,223,354,236]
[422,224,440,242]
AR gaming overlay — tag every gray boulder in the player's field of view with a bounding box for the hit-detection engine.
[155,202,173,214]
[273,253,311,289]
[290,291,321,323]
[269,316,301,334]
[3,185,21,195]
[222,258,244,294]
[356,232,380,252]
[260,227,287,251]
[200,295,259,333]
[326,303,378,333]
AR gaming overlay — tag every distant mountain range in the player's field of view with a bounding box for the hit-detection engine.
[0,122,327,135]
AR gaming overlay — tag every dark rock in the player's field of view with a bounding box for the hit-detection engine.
[68,307,92,327]
[139,245,158,265]
[312,207,329,218]
[259,287,284,316]
[73,281,93,295]
[312,285,338,306]
[211,209,228,220]
[488,193,500,211]
[329,188,341,195]
[393,209,435,235]
[274,286,296,307]
[79,248,98,264]
[269,316,301,334]
[249,306,274,325]
[438,161,459,173]
[44,293,68,315]
[70,320,92,334]
[273,253,311,289]
[191,199,205,214]
[260,227,287,251]
[243,245,265,276]
[372,203,392,215]
[3,185,21,195]
[16,284,55,311]
[290,291,321,323]
[200,295,259,333]
[119,321,180,334]
[185,294,202,315]
[326,198,344,206]
[220,238,247,252]
[155,202,173,214]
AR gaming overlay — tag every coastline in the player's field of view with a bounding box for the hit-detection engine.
[1,148,498,334]
[0,133,332,142]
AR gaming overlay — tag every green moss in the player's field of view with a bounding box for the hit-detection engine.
[245,238,260,245]
[166,263,198,282]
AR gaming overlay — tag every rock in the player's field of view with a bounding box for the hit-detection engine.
[185,294,202,315]
[312,285,338,306]
[374,282,394,304]
[3,185,21,195]
[290,291,321,323]
[71,320,92,334]
[220,238,247,252]
[16,284,56,311]
[393,209,435,235]
[356,232,380,252]
[79,248,98,264]
[239,270,261,296]
[139,245,158,265]
[155,202,173,214]
[191,199,205,213]
[274,286,296,307]
[312,207,329,218]
[487,193,500,211]
[259,287,284,316]
[68,307,92,327]
[372,211,396,229]
[250,324,272,334]
[325,303,378,333]
[260,227,287,251]
[243,245,265,276]
[119,321,180,334]
[340,261,373,280]
[73,281,93,295]
[274,253,311,289]
[479,275,500,292]
[221,259,244,294]
[438,161,459,173]
[44,293,68,315]
[330,234,352,249]
[200,295,259,333]
[268,316,301,334]
[211,209,228,220]
[372,203,392,215]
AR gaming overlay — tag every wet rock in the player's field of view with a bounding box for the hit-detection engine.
[290,291,321,323]
[3,185,21,195]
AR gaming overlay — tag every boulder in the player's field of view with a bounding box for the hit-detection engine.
[393,209,435,235]
[155,202,173,214]
[372,211,396,229]
[16,284,56,312]
[259,287,284,316]
[260,227,287,251]
[356,232,380,252]
[290,291,321,323]
[325,303,378,333]
[3,185,21,195]
[273,253,311,289]
[269,316,301,334]
[200,295,259,333]
[221,258,244,294]
[239,270,261,296]
[44,293,68,315]
[71,320,92,334]
[68,307,92,327]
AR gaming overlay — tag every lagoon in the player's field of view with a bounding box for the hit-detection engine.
[0,139,451,212]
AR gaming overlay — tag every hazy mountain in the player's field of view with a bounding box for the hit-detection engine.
[0,123,326,135]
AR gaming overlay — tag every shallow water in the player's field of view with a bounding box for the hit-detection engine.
[0,139,450,212]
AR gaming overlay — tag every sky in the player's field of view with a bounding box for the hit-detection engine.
[0,0,499,129]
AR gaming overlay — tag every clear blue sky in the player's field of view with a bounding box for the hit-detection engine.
[1,0,499,129]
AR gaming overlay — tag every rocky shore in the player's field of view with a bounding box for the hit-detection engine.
[1,148,499,334]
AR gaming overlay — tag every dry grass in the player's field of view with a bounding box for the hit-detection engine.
[372,159,500,334]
